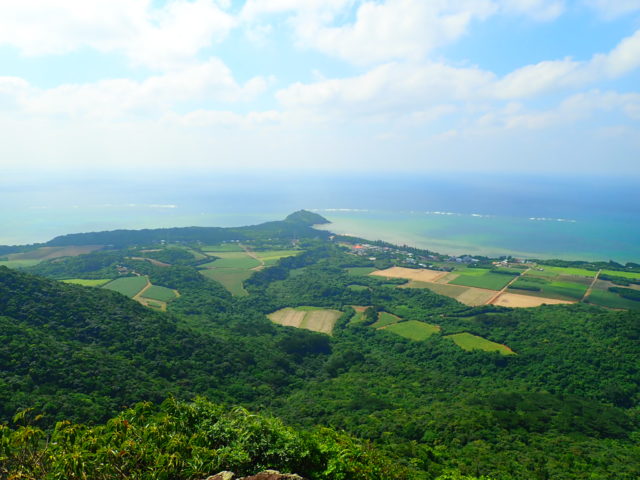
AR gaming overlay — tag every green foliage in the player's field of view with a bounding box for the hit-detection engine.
[0,397,412,480]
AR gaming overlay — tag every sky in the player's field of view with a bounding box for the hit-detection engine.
[1,0,639,176]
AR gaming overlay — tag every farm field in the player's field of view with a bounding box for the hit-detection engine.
[508,277,588,301]
[600,269,640,280]
[449,271,518,290]
[445,332,515,355]
[492,292,573,308]
[587,290,640,310]
[4,245,103,262]
[456,287,497,306]
[370,267,448,283]
[384,320,441,341]
[347,284,369,291]
[0,259,42,269]
[253,250,301,267]
[346,267,377,276]
[200,253,261,270]
[199,268,251,296]
[371,312,401,328]
[140,285,178,302]
[62,278,112,287]
[399,280,494,306]
[531,266,598,277]
[349,306,371,324]
[201,243,244,252]
[102,276,148,298]
[268,307,342,335]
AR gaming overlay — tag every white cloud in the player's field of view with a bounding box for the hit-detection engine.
[0,0,235,70]
[586,0,640,19]
[499,0,564,21]
[278,61,495,118]
[164,109,282,128]
[482,90,640,129]
[494,29,640,98]
[1,59,267,119]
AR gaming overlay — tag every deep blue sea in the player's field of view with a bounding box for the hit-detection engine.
[2,172,639,263]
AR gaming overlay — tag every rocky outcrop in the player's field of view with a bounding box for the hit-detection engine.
[205,471,305,480]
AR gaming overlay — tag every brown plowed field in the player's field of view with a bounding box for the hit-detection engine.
[492,293,574,308]
[268,308,342,335]
[370,267,448,283]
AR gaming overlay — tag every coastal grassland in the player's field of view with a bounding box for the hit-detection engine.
[372,312,401,328]
[268,307,342,334]
[62,278,111,287]
[445,332,515,355]
[449,271,518,290]
[199,268,251,296]
[140,285,178,302]
[493,292,573,308]
[587,290,640,310]
[102,276,148,298]
[346,266,377,276]
[200,253,261,270]
[253,250,301,267]
[384,320,441,341]
[201,243,244,253]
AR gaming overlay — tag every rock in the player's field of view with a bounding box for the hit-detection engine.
[242,471,305,480]
[204,470,305,480]
[205,472,235,480]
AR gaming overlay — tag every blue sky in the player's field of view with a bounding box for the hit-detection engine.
[0,0,639,175]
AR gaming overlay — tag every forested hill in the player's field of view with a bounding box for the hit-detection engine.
[3,235,640,479]
[44,210,330,247]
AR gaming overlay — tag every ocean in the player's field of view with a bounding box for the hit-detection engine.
[2,171,638,263]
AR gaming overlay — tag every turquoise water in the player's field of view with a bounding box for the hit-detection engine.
[1,172,638,262]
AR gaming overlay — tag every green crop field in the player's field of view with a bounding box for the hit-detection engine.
[587,290,640,310]
[253,250,301,267]
[201,243,244,252]
[200,268,251,296]
[601,270,640,280]
[385,320,440,341]
[102,276,148,298]
[141,285,178,302]
[449,272,517,290]
[0,259,43,269]
[536,266,598,277]
[200,252,261,270]
[509,278,587,301]
[452,268,491,276]
[62,278,112,287]
[347,284,369,291]
[371,312,401,328]
[346,267,377,276]
[445,332,515,355]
